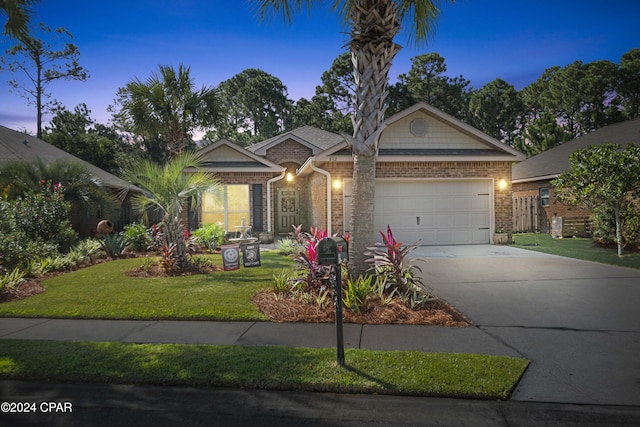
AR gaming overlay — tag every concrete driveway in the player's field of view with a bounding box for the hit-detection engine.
[410,245,640,406]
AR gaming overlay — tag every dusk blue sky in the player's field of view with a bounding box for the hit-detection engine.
[1,0,639,135]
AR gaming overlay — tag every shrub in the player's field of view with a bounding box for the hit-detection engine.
[5,191,77,251]
[272,269,292,294]
[191,223,225,251]
[0,191,77,271]
[275,238,299,256]
[365,225,431,308]
[343,274,376,314]
[0,231,59,271]
[0,267,26,294]
[72,239,102,260]
[592,201,640,251]
[99,233,127,258]
[123,222,152,252]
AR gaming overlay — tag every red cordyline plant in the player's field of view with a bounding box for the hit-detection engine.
[364,225,424,297]
[291,225,350,293]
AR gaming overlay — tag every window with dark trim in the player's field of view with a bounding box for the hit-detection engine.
[540,188,550,207]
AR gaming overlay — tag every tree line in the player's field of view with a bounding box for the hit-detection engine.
[4,20,639,171]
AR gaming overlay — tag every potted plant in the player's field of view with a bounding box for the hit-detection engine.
[493,228,511,245]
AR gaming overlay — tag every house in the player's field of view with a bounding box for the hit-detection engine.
[512,118,640,234]
[0,125,137,234]
[194,102,525,245]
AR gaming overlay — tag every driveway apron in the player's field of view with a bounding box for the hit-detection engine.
[411,245,640,406]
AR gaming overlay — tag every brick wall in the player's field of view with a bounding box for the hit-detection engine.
[311,160,515,235]
[266,139,313,165]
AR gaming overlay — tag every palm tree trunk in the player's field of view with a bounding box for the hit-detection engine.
[164,216,188,269]
[346,0,401,277]
[348,152,377,276]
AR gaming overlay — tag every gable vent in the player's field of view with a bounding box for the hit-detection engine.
[409,118,427,137]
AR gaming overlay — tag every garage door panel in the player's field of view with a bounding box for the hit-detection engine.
[344,179,492,245]
[375,180,491,245]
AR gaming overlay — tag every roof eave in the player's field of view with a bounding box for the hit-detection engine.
[512,174,560,184]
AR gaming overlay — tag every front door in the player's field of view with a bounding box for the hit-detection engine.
[276,189,299,235]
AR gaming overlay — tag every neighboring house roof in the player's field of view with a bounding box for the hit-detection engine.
[196,139,284,173]
[246,125,345,156]
[0,125,136,190]
[513,118,640,183]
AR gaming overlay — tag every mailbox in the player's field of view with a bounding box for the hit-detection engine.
[316,238,339,265]
[333,236,349,263]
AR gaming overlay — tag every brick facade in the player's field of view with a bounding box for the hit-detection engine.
[311,160,515,236]
[266,140,312,165]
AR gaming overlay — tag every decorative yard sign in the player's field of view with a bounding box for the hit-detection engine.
[221,244,240,271]
[241,243,261,267]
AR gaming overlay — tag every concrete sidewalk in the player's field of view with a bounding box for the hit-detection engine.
[0,317,518,356]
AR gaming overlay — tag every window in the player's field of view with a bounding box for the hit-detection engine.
[202,185,250,229]
[540,188,550,207]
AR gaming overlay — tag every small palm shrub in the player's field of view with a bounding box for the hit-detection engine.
[123,222,152,252]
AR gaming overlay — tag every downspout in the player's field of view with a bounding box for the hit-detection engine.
[308,160,332,235]
[266,170,286,233]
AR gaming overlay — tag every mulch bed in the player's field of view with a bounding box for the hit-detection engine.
[252,289,470,326]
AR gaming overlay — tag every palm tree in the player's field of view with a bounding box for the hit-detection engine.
[0,0,36,38]
[0,158,112,207]
[114,64,219,161]
[0,158,116,235]
[121,152,221,269]
[253,0,451,276]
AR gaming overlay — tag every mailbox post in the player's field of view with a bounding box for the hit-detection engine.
[316,237,345,366]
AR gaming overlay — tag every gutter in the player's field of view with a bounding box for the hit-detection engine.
[266,170,286,233]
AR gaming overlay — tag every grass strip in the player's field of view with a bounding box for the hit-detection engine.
[0,339,528,400]
[513,233,640,270]
[0,252,295,319]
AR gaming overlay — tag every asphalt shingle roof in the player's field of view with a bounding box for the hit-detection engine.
[0,125,134,189]
[246,125,344,154]
[513,118,640,182]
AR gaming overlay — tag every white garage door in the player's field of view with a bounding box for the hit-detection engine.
[344,179,492,245]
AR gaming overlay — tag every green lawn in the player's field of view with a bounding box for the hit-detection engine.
[0,340,528,400]
[513,233,640,270]
[0,249,530,399]
[0,252,295,319]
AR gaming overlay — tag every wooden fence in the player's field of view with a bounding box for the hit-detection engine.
[513,195,541,233]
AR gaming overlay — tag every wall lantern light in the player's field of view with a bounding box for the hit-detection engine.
[497,178,508,191]
[286,172,294,182]
[332,179,342,190]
